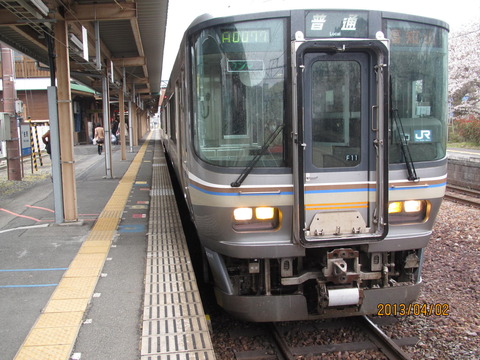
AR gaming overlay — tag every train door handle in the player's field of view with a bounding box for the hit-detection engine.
[372,105,379,132]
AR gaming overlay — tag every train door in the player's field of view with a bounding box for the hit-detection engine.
[293,41,389,245]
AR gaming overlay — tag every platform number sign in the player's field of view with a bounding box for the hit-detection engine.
[21,124,32,156]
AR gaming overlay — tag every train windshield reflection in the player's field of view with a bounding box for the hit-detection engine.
[388,20,448,163]
[192,18,287,167]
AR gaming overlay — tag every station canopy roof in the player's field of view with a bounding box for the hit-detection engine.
[0,0,168,111]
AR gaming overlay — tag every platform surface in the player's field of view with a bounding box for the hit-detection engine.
[0,131,215,360]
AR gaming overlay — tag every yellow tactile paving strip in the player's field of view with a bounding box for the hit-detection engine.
[14,137,151,360]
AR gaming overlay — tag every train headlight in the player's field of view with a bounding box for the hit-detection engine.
[388,200,429,224]
[388,202,403,214]
[404,200,422,212]
[233,207,280,231]
[255,207,275,220]
[233,208,253,221]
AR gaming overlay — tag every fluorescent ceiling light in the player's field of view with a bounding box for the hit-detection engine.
[30,0,49,16]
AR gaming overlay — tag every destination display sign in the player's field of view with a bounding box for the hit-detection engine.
[387,26,442,48]
[227,60,264,72]
[221,29,270,44]
[305,11,368,38]
[217,19,284,53]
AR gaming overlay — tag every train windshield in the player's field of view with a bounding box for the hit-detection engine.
[191,18,287,167]
[387,20,448,163]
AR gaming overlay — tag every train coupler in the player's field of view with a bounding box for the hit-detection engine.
[317,248,364,313]
[322,248,361,284]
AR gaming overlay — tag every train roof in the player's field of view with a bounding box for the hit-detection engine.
[187,7,449,34]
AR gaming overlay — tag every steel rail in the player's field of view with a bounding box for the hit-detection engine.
[445,185,480,208]
[446,184,480,198]
[269,323,294,360]
[357,315,411,360]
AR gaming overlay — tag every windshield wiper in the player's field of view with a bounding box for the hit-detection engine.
[392,108,419,182]
[231,124,284,187]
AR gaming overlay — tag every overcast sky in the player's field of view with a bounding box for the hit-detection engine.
[161,0,480,80]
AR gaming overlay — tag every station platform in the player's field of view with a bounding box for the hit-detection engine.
[447,148,480,191]
[0,131,216,360]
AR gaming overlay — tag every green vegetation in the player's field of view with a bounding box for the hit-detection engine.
[448,117,480,148]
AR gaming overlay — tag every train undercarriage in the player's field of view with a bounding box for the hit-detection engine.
[212,247,422,321]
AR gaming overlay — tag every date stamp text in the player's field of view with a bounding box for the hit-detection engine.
[377,303,449,316]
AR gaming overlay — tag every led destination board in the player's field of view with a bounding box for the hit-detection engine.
[221,29,270,44]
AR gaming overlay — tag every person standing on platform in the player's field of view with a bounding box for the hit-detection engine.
[42,129,51,159]
[111,118,119,145]
[94,123,105,155]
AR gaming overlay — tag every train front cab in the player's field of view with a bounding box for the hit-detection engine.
[290,34,392,317]
[183,10,449,322]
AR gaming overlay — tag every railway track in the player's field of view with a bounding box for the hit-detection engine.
[231,316,417,360]
[445,184,480,208]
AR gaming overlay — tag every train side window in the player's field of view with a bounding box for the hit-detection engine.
[169,94,176,143]
[161,106,167,134]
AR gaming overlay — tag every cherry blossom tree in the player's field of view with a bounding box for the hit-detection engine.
[449,21,480,118]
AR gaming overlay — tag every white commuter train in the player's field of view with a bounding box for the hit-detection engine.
[161,8,448,321]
